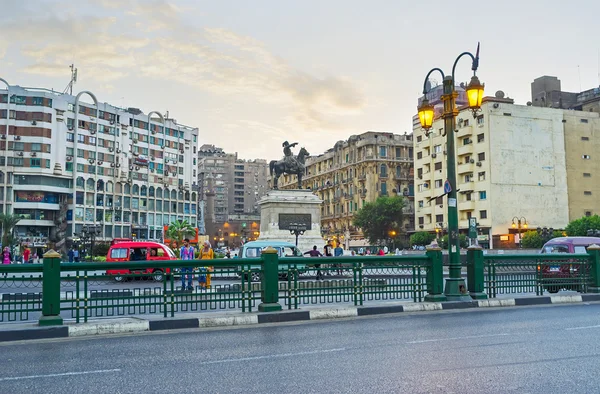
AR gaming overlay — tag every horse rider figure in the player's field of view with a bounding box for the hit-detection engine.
[282,141,299,172]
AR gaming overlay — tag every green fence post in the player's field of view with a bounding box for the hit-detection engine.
[467,245,488,300]
[587,244,600,293]
[39,250,64,326]
[258,247,282,312]
[424,246,447,302]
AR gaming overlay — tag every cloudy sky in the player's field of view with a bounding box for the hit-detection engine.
[1,0,599,160]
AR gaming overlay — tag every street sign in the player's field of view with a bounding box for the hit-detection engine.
[468,218,477,238]
[443,179,452,194]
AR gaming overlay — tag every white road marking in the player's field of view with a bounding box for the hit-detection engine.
[0,369,121,382]
[565,324,600,331]
[199,348,347,365]
[407,333,510,344]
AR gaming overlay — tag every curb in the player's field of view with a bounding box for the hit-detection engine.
[2,294,600,343]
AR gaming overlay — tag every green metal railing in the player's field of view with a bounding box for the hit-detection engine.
[0,264,43,322]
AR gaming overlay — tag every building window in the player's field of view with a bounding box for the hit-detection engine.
[464,174,472,182]
[581,136,590,141]
[30,158,41,167]
[434,179,442,188]
[65,162,73,172]
[434,162,442,171]
[463,138,471,145]
[586,211,593,217]
[583,173,591,177]
[436,214,443,223]
[416,136,422,143]
[480,210,487,219]
[584,191,592,196]
[435,197,443,205]
[379,146,387,158]
[464,119,469,127]
[434,145,442,153]
[479,191,487,200]
[466,211,472,219]
[67,133,74,142]
[418,217,424,225]
[477,115,484,125]
[478,172,486,181]
[380,164,387,177]
[381,182,387,195]
[477,133,484,143]
[466,192,472,201]
[77,149,84,158]
[581,119,589,123]
[583,155,591,159]
[417,152,423,160]
[418,200,424,208]
[478,152,485,161]
[31,143,42,152]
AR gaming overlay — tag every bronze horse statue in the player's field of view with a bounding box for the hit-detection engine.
[269,147,310,189]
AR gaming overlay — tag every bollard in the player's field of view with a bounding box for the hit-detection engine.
[424,246,447,302]
[587,244,600,293]
[39,249,64,326]
[258,246,282,312]
[467,245,488,299]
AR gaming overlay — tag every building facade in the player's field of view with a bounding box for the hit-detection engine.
[0,84,199,249]
[413,93,600,248]
[278,132,414,246]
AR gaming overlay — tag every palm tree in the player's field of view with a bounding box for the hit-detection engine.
[0,213,21,248]
[165,220,196,248]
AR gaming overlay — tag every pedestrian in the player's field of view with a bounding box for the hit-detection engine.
[2,247,12,265]
[333,244,344,274]
[377,248,385,256]
[304,245,323,280]
[68,248,75,263]
[351,250,356,256]
[23,247,31,264]
[199,241,214,289]
[180,238,195,291]
[73,248,80,263]
[33,252,39,264]
[225,248,231,259]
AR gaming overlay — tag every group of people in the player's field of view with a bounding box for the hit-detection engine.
[179,239,215,291]
[1,246,40,265]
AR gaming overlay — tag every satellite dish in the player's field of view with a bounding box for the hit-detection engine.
[527,101,532,106]
[495,90,505,98]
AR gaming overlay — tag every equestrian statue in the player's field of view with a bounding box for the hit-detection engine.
[269,141,310,189]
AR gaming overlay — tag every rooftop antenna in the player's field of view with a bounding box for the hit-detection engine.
[62,64,78,95]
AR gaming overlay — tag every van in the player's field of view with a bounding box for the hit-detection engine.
[106,241,177,282]
[539,237,600,293]
[238,240,304,281]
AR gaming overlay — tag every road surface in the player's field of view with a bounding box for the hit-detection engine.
[1,303,600,393]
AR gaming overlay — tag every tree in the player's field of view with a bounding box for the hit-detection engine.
[565,215,600,236]
[352,196,406,246]
[0,213,21,248]
[165,220,196,248]
[440,234,469,249]
[410,231,435,247]
[521,231,544,249]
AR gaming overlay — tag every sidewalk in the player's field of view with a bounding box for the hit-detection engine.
[2,293,599,343]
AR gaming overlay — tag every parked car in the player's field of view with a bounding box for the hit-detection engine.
[539,237,600,293]
[106,241,177,282]
[238,240,304,281]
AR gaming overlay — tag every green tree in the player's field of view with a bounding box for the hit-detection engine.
[352,196,406,245]
[520,231,544,249]
[565,215,600,236]
[409,231,436,247]
[165,220,196,248]
[0,213,21,248]
[440,234,469,249]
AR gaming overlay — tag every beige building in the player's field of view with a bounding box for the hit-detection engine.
[413,95,571,248]
[278,131,414,246]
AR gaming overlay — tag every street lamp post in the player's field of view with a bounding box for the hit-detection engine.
[79,224,101,261]
[1,78,11,215]
[417,43,485,301]
[511,216,528,248]
[289,223,307,248]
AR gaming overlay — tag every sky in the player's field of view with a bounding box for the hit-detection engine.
[1,0,599,161]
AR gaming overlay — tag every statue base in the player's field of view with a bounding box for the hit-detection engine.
[257,189,324,253]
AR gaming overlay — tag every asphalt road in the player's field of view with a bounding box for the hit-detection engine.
[2,303,600,393]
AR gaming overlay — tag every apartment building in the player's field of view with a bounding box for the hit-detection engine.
[278,131,414,245]
[0,84,199,248]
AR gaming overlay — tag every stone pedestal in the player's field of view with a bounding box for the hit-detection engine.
[257,189,323,253]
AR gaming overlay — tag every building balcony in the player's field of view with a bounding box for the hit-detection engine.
[459,200,476,211]
[457,162,474,174]
[457,143,474,156]
[456,125,473,138]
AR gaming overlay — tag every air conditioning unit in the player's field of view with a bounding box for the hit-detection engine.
[129,166,134,170]
[151,130,156,135]
[443,150,447,155]
[423,183,429,188]
[110,120,115,125]
[116,163,121,168]
[108,147,114,152]
[1,135,6,139]
[98,161,103,165]
[150,156,154,161]
[90,130,96,134]
[31,152,37,157]
[116,149,121,153]
[17,151,24,156]
[66,156,72,161]
[179,149,184,154]
[133,152,139,156]
[88,159,95,164]
[68,126,74,131]
[150,168,154,173]
[15,135,21,140]
[469,159,475,164]
[432,153,437,158]
[133,139,138,144]
[31,121,37,126]
[476,161,482,167]
[135,166,140,170]
[110,163,115,167]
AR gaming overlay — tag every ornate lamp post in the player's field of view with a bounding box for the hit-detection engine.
[417,43,485,301]
[511,216,528,248]
[79,224,101,261]
[289,223,307,247]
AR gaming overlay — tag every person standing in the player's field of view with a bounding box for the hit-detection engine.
[304,245,323,280]
[180,238,195,291]
[73,248,80,263]
[199,241,214,289]
[23,247,31,264]
[68,248,75,263]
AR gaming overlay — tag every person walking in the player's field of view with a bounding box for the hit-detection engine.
[68,248,75,263]
[180,238,195,291]
[73,248,80,263]
[23,247,31,264]
[304,245,323,280]
[199,241,214,289]
[2,247,12,265]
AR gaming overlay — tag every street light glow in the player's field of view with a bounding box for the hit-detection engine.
[466,75,485,109]
[417,98,435,131]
